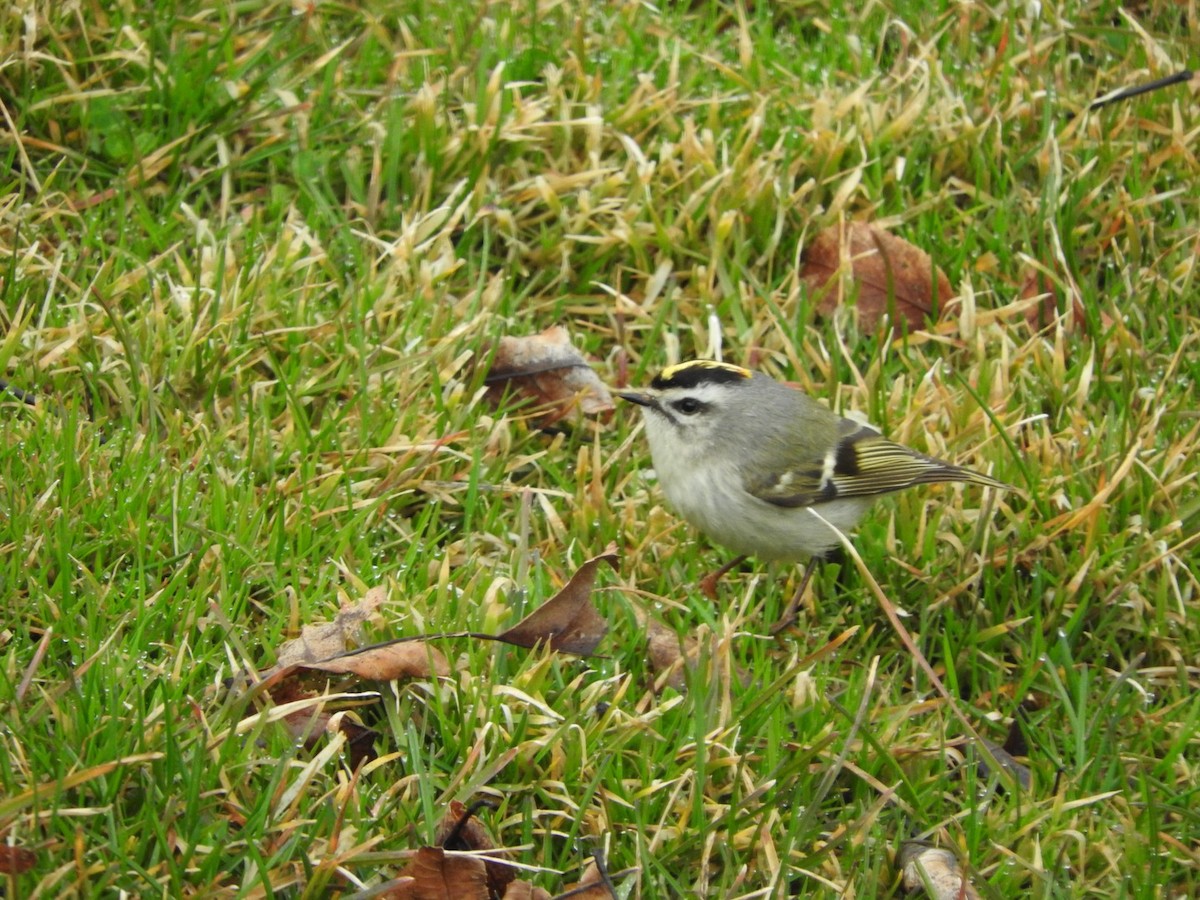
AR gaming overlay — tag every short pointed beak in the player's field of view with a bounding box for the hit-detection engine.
[617,390,653,407]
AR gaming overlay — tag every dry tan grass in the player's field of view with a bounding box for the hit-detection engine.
[1,0,1198,896]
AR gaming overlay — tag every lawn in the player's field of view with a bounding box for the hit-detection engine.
[1,0,1197,897]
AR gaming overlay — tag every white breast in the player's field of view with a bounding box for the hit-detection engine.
[651,454,872,561]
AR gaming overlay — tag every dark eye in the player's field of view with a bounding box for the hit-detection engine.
[673,397,703,415]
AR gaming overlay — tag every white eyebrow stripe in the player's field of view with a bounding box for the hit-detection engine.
[660,383,729,404]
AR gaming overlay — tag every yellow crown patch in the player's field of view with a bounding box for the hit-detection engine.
[652,360,754,391]
[660,360,752,381]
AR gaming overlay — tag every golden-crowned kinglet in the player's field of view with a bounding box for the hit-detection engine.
[619,360,1009,621]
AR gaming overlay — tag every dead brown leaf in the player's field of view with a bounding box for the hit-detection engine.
[274,586,388,670]
[957,714,1032,792]
[898,843,980,900]
[386,847,490,899]
[503,883,553,900]
[436,800,496,851]
[485,326,615,425]
[379,799,634,899]
[803,222,956,340]
[249,587,449,768]
[437,800,514,899]
[644,615,693,693]
[0,845,37,875]
[636,608,750,694]
[380,878,417,896]
[279,705,375,766]
[270,680,380,769]
[552,859,622,899]
[497,548,616,656]
[976,738,1032,792]
[552,859,643,900]
[1019,262,1087,334]
[260,585,447,707]
[245,550,617,770]
[551,880,612,898]
[299,640,451,680]
[261,638,447,766]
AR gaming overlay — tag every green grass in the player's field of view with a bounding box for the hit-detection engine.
[2,0,1198,896]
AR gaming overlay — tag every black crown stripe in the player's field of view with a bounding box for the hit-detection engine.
[651,360,752,391]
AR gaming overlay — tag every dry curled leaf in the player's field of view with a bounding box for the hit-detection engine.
[552,858,638,899]
[976,713,1033,791]
[299,639,451,680]
[437,801,496,851]
[552,879,613,898]
[485,326,614,425]
[437,800,514,899]
[274,586,388,670]
[644,615,693,693]
[899,843,980,899]
[264,585,448,688]
[249,587,447,769]
[0,845,37,875]
[269,679,381,768]
[261,640,447,767]
[1019,262,1087,334]
[503,883,553,900]
[636,607,749,694]
[386,846,490,900]
[803,222,956,340]
[553,860,614,899]
[498,548,616,656]
[978,740,1032,791]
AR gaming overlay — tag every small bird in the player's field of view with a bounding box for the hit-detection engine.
[618,360,1010,629]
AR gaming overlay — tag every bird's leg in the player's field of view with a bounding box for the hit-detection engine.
[699,555,747,599]
[770,557,820,635]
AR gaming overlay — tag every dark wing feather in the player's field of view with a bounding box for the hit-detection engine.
[831,428,1008,497]
[747,419,1008,508]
